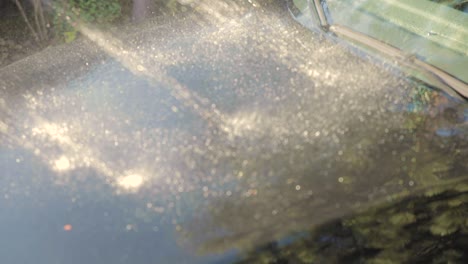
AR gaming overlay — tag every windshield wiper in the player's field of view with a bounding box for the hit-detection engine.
[305,0,468,99]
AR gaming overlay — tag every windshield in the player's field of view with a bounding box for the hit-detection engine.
[0,0,467,263]
[291,0,468,98]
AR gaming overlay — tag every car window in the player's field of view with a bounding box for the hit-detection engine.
[326,0,468,83]
[290,0,468,98]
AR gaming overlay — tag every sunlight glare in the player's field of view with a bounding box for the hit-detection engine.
[118,174,144,190]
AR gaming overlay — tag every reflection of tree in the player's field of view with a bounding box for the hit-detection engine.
[236,181,468,263]
[178,83,467,257]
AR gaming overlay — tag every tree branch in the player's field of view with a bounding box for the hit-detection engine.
[14,0,40,43]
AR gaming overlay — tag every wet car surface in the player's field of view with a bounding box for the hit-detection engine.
[0,1,467,263]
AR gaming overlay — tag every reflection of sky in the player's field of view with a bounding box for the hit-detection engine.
[0,55,236,263]
[0,147,233,264]
[67,60,200,130]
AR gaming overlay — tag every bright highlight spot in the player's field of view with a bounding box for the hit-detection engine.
[54,156,71,171]
[118,174,144,190]
[63,224,73,231]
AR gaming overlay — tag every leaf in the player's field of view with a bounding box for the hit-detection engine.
[429,212,459,236]
[389,212,416,225]
[454,182,468,192]
[424,186,446,197]
[447,198,463,207]
[63,30,77,43]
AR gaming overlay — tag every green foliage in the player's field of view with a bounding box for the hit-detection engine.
[53,0,122,42]
[429,211,460,236]
[70,0,122,24]
[63,30,77,43]
[389,212,416,225]
[234,180,468,263]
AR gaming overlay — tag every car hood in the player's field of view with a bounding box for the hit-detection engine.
[0,3,467,263]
